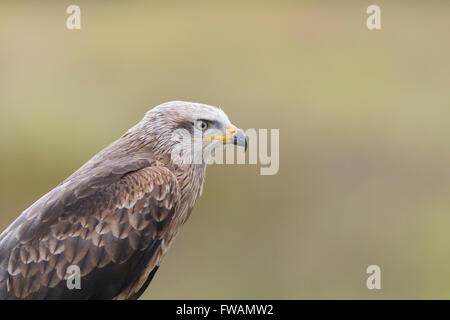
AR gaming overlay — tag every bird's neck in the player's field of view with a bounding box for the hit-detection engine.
[119,129,208,211]
[175,162,206,206]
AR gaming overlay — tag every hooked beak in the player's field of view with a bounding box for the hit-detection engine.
[231,127,248,152]
[203,123,248,152]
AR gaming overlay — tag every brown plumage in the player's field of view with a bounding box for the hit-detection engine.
[0,101,247,299]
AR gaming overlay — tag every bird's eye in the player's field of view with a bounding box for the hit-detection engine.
[195,120,209,131]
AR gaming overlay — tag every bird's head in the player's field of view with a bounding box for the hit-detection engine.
[133,101,247,165]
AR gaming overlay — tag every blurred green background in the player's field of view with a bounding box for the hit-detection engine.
[1,1,450,299]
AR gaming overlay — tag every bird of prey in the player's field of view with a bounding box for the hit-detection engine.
[0,101,247,300]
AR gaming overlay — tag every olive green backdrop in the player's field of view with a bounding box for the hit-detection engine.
[1,1,450,299]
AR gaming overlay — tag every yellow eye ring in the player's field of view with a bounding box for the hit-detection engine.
[196,120,209,131]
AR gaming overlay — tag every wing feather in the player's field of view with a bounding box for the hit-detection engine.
[0,161,180,299]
